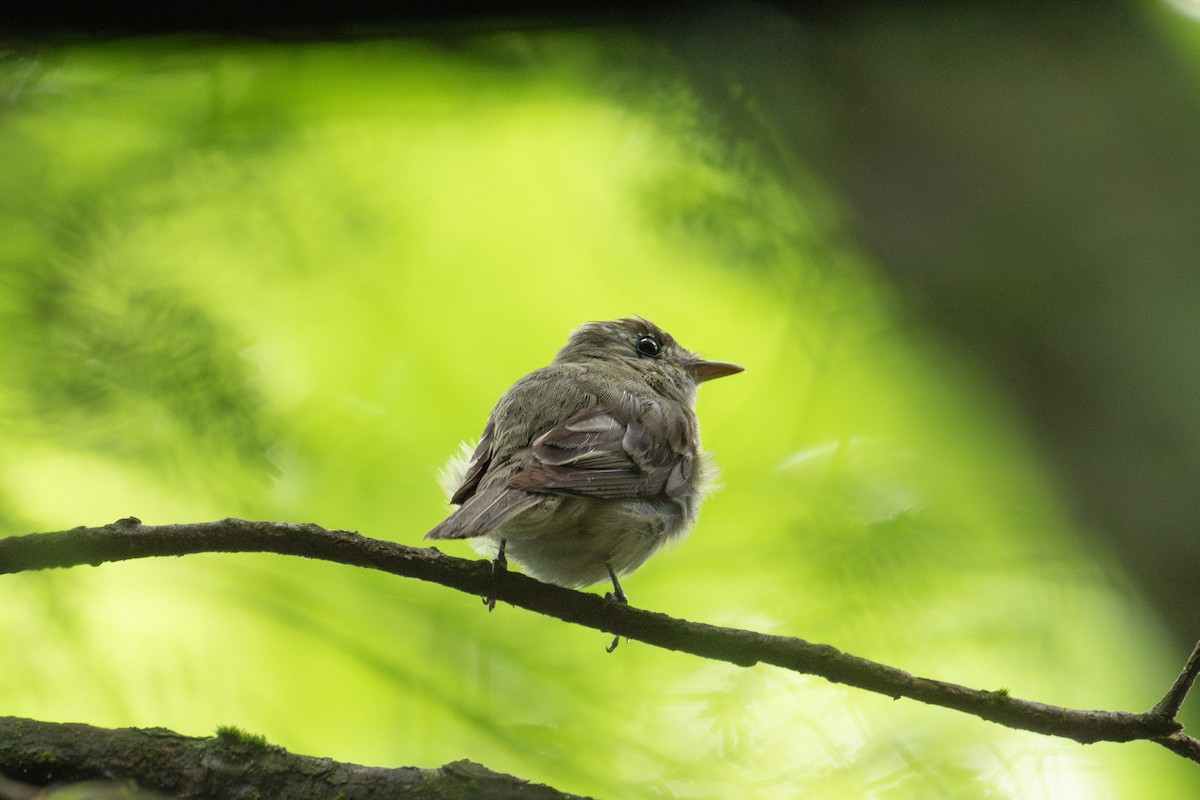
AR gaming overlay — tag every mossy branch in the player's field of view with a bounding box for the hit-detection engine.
[0,716,584,799]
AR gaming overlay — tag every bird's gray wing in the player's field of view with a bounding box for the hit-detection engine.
[505,406,692,501]
[426,401,693,541]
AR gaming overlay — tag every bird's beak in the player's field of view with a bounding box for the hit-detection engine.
[685,359,745,383]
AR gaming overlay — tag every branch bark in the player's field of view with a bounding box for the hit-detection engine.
[1154,639,1200,719]
[1,518,1198,766]
[0,716,585,799]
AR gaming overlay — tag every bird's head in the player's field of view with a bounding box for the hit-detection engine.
[554,317,743,404]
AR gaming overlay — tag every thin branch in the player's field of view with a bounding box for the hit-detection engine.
[0,716,584,800]
[0,518,1192,761]
[1157,731,1200,764]
[1153,640,1200,719]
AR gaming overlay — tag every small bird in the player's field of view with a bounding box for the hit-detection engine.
[426,317,742,636]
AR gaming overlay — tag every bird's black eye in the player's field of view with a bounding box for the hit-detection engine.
[635,335,661,357]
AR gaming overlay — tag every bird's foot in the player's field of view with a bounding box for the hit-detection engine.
[482,538,507,612]
[604,562,627,652]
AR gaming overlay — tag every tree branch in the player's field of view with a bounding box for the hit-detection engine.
[1,518,1197,765]
[0,716,585,799]
[1154,639,1200,719]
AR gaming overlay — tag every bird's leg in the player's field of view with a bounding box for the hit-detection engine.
[482,538,507,612]
[604,563,628,605]
[604,562,627,652]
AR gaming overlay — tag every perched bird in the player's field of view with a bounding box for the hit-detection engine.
[426,317,742,626]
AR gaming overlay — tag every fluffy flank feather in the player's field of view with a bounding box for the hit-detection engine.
[437,439,477,502]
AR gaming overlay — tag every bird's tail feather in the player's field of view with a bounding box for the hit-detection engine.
[425,485,541,540]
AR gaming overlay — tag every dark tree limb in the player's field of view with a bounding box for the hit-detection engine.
[0,716,584,799]
[1153,639,1200,720]
[1,518,1198,766]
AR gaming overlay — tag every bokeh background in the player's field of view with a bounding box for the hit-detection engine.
[3,2,1200,797]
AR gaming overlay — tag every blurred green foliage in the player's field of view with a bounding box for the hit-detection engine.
[1,27,1196,799]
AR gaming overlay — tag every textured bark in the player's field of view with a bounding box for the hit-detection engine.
[0,717,587,800]
[1,518,1198,767]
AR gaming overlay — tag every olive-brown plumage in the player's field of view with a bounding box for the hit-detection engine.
[426,317,742,594]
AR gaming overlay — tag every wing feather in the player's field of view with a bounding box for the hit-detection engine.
[508,406,689,500]
[449,420,495,505]
[426,399,696,541]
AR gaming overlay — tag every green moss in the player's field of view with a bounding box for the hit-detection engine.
[215,725,271,752]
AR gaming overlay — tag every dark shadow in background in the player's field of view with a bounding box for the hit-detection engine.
[658,1,1200,653]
